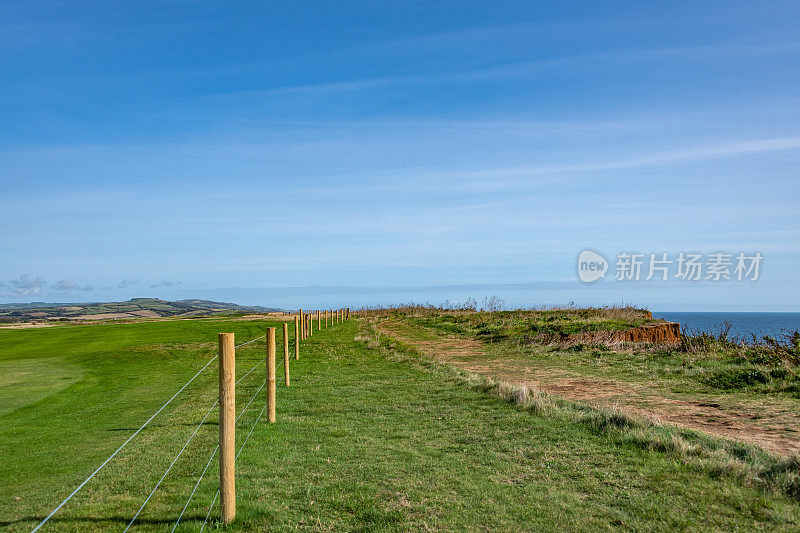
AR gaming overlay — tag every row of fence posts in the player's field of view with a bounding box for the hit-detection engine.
[295,307,351,340]
[216,308,350,524]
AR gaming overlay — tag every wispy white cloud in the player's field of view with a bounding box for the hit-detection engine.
[8,273,47,296]
[151,279,179,289]
[195,40,800,101]
[220,135,800,196]
[53,280,94,291]
[423,136,800,185]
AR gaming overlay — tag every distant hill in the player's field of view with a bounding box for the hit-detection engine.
[0,298,283,322]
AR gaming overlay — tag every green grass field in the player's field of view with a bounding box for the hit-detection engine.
[2,316,800,531]
[399,309,800,399]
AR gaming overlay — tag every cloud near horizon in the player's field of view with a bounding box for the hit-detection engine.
[8,274,47,296]
[150,280,179,289]
[0,275,164,299]
[53,280,95,292]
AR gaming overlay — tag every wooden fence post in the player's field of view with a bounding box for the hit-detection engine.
[282,322,290,386]
[317,310,321,330]
[298,309,304,340]
[309,312,313,337]
[294,316,300,360]
[218,332,236,524]
[267,327,276,423]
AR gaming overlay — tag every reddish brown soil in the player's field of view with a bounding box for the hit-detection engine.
[378,320,800,457]
[612,322,681,343]
[571,322,681,345]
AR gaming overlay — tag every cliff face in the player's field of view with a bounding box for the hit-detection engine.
[570,320,681,345]
[612,322,681,344]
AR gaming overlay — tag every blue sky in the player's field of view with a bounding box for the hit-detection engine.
[1,1,799,310]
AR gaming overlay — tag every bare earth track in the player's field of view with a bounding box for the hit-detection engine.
[378,319,800,457]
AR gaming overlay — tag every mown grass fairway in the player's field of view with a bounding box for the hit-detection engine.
[2,317,800,531]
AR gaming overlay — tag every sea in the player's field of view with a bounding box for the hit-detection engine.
[654,312,800,340]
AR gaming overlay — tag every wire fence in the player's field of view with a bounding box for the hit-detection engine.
[29,308,350,532]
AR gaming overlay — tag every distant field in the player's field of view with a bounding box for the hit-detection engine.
[0,298,283,323]
[1,315,800,531]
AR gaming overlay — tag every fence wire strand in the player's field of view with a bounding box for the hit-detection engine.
[172,443,219,532]
[124,398,219,531]
[237,357,264,385]
[199,399,269,532]
[200,490,219,532]
[174,366,268,530]
[235,334,266,348]
[31,352,220,533]
[238,382,266,423]
[236,402,268,461]
[33,332,266,533]
[130,353,266,530]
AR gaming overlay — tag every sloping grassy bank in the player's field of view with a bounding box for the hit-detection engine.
[387,307,800,400]
[362,317,800,504]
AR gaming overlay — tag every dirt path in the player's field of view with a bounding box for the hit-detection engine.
[377,319,800,457]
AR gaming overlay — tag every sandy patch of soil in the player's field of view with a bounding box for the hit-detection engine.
[129,310,161,318]
[70,313,135,320]
[378,320,800,457]
[240,313,296,321]
[0,323,56,329]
